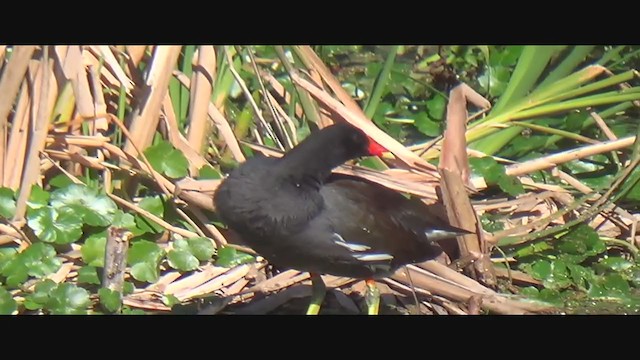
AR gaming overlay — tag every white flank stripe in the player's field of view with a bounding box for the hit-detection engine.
[353,253,394,262]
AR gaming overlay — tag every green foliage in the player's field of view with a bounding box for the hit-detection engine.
[198,166,223,180]
[144,141,189,179]
[98,288,122,313]
[81,233,106,267]
[167,237,215,271]
[0,287,16,314]
[0,187,16,218]
[134,196,165,234]
[469,157,524,196]
[215,247,255,268]
[50,184,117,227]
[77,266,101,285]
[48,174,75,189]
[1,243,61,288]
[27,185,50,209]
[4,45,640,315]
[515,225,639,309]
[24,280,90,314]
[47,283,91,314]
[167,250,199,271]
[128,240,165,283]
[28,207,83,244]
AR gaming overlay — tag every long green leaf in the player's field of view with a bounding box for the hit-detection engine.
[537,46,595,89]
[364,46,398,119]
[491,46,560,114]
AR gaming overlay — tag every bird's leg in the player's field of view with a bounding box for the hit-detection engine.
[306,272,326,315]
[365,279,380,315]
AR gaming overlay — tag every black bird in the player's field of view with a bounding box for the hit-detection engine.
[214,122,469,314]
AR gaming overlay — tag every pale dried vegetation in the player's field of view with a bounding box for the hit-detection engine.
[1,45,638,314]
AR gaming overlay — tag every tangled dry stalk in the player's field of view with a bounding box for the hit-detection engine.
[2,45,638,315]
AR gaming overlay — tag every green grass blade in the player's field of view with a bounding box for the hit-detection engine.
[213,46,238,108]
[537,46,595,89]
[540,70,638,104]
[470,126,523,155]
[286,46,322,126]
[364,46,398,119]
[510,121,596,144]
[491,46,561,114]
[596,46,626,65]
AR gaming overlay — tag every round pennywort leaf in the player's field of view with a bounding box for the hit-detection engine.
[0,287,17,315]
[27,206,83,244]
[50,184,117,227]
[48,283,90,315]
[167,250,199,271]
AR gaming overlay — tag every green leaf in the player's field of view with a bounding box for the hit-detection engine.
[1,243,61,288]
[81,232,107,267]
[128,240,164,265]
[130,262,160,283]
[537,288,564,306]
[112,210,137,229]
[122,306,146,315]
[48,174,74,189]
[603,273,630,295]
[167,250,199,271]
[215,247,255,268]
[135,196,165,234]
[544,260,572,290]
[567,263,592,290]
[598,257,634,272]
[514,241,552,257]
[519,286,539,298]
[50,184,117,227]
[24,279,58,310]
[98,288,122,313]
[414,112,441,137]
[587,283,607,298]
[0,247,18,274]
[497,174,525,196]
[144,141,189,178]
[0,187,16,218]
[477,66,511,98]
[128,240,164,283]
[0,287,17,315]
[48,283,90,314]
[123,281,135,295]
[426,94,447,120]
[162,294,180,307]
[77,266,101,285]
[27,206,83,244]
[529,259,552,280]
[470,157,525,196]
[27,185,49,210]
[562,224,606,256]
[186,237,215,261]
[198,165,223,180]
[172,238,189,251]
[469,157,503,184]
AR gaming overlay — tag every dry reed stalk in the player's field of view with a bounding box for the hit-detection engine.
[126,46,147,66]
[161,93,210,171]
[295,46,369,118]
[172,71,246,162]
[124,46,181,155]
[186,46,217,173]
[505,136,635,176]
[0,46,36,186]
[5,81,31,189]
[14,50,55,222]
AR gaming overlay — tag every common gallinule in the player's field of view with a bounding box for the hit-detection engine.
[214,122,469,314]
